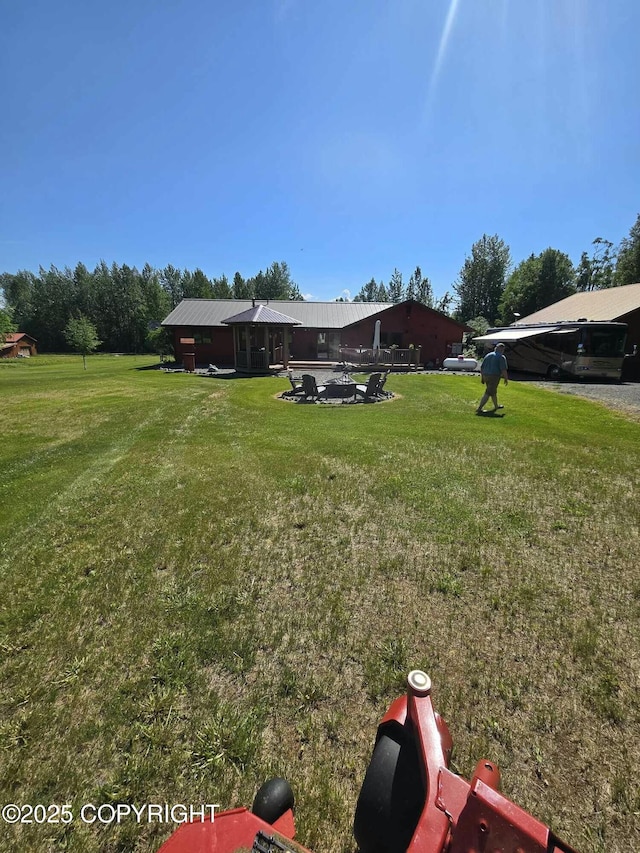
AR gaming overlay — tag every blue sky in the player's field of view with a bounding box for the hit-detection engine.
[1,0,638,302]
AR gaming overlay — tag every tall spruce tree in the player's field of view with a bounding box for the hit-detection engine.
[453,235,511,323]
[387,268,403,303]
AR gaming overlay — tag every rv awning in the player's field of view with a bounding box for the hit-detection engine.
[473,327,557,343]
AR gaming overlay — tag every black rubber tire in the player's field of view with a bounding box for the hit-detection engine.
[547,364,562,380]
[353,729,425,853]
[252,778,295,825]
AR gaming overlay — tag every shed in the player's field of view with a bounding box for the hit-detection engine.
[1,333,38,358]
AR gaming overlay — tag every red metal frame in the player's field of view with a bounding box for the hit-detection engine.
[157,671,579,853]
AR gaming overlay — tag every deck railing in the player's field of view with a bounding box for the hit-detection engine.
[339,346,422,369]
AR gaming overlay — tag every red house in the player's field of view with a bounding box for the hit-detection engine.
[162,299,469,372]
[1,333,38,358]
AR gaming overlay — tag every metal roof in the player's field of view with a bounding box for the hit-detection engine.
[4,332,36,343]
[162,299,394,329]
[222,304,301,325]
[516,282,640,324]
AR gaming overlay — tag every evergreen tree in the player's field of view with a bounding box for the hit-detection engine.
[354,278,378,302]
[387,268,403,303]
[454,235,511,323]
[412,267,434,308]
[375,281,389,301]
[232,271,253,299]
[211,274,233,298]
[252,261,300,300]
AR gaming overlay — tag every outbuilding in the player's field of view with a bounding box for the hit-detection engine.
[1,333,38,358]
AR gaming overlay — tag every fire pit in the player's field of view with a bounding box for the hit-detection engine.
[279,370,393,404]
[323,374,357,401]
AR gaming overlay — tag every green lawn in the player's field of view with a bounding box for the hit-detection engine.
[1,356,638,853]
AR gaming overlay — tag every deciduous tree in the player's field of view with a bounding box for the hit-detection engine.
[498,248,575,324]
[576,238,615,291]
[0,306,15,342]
[614,213,640,286]
[64,315,102,369]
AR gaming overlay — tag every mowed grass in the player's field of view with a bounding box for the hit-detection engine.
[1,355,639,853]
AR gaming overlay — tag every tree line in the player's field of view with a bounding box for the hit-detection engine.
[1,213,638,354]
[0,261,301,354]
[353,214,640,334]
[451,213,640,334]
[352,266,452,313]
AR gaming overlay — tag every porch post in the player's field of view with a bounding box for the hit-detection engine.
[283,328,290,369]
[245,324,251,368]
[264,326,269,369]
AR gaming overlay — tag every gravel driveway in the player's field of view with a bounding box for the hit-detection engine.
[534,378,640,420]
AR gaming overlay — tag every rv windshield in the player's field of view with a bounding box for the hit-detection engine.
[580,328,626,358]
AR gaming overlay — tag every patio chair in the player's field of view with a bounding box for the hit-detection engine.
[355,372,383,402]
[377,371,392,398]
[301,374,327,401]
[285,375,305,396]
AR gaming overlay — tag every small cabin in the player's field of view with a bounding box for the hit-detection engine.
[1,333,38,358]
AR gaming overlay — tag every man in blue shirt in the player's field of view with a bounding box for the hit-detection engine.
[476,343,508,414]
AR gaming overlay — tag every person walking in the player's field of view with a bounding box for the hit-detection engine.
[476,343,508,414]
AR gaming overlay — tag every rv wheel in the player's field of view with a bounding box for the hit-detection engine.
[252,778,294,824]
[547,364,561,380]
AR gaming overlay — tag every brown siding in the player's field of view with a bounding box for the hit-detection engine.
[0,337,38,358]
[173,326,234,365]
[342,302,466,365]
[168,301,467,366]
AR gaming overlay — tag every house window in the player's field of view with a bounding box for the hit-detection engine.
[194,332,212,344]
[380,332,402,347]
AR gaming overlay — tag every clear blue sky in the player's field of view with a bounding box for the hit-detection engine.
[1,0,638,302]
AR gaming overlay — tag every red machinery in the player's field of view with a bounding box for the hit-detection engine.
[158,670,579,853]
